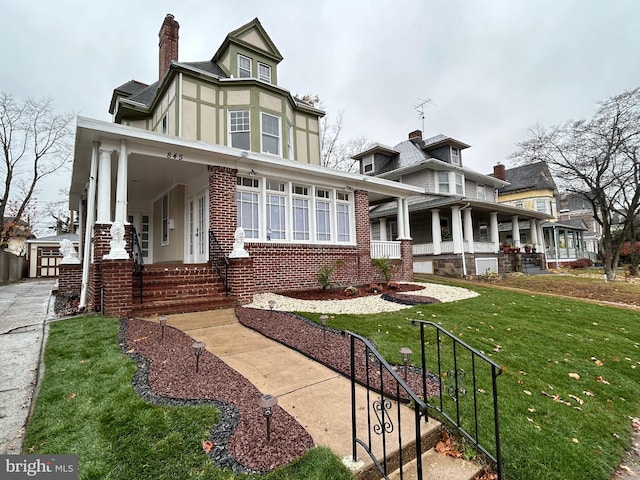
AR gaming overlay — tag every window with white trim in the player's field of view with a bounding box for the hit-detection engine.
[266,180,286,240]
[261,113,280,155]
[455,173,464,195]
[363,155,374,173]
[536,199,548,213]
[451,147,460,165]
[238,54,252,78]
[336,191,351,242]
[315,189,331,241]
[229,110,250,150]
[258,62,272,83]
[438,171,450,193]
[292,185,310,240]
[161,114,168,134]
[477,184,486,200]
[237,177,259,239]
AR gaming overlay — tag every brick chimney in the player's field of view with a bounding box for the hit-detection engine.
[493,162,506,181]
[408,130,422,141]
[159,14,179,80]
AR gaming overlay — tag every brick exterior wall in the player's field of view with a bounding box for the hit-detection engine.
[101,259,133,318]
[58,264,82,297]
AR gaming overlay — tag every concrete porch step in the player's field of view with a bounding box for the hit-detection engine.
[387,448,483,480]
[130,296,236,317]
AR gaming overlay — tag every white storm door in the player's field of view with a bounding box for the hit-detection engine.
[127,213,151,264]
[187,192,208,263]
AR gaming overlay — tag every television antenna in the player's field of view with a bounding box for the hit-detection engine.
[414,98,434,133]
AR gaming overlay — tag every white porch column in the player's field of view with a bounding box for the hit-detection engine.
[114,139,128,224]
[463,207,474,254]
[402,198,411,240]
[511,215,520,248]
[396,198,406,239]
[379,219,388,241]
[431,209,442,255]
[77,198,84,261]
[96,147,112,224]
[537,221,545,251]
[79,142,99,309]
[451,206,463,254]
[490,211,499,252]
[529,219,538,247]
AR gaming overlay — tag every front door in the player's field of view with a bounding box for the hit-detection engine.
[187,192,208,263]
[128,213,151,264]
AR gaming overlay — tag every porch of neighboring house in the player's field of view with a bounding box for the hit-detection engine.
[542,221,593,267]
[371,199,550,277]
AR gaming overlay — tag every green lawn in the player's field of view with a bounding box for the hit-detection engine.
[24,316,351,480]
[25,280,639,480]
[300,280,640,480]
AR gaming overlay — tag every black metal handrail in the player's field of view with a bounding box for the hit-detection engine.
[131,226,144,304]
[345,330,428,480]
[413,320,504,479]
[209,230,229,295]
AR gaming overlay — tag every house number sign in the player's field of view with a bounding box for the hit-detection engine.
[167,152,184,160]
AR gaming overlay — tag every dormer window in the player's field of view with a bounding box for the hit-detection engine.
[238,54,252,78]
[363,155,374,173]
[451,147,460,165]
[258,62,272,83]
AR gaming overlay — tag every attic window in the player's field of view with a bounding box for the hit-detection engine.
[258,63,272,83]
[451,147,460,165]
[363,155,374,173]
[238,54,252,78]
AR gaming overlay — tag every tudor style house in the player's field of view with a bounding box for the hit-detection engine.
[354,131,553,276]
[494,162,590,266]
[62,15,422,317]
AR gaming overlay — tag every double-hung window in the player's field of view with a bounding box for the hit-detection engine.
[261,113,280,155]
[438,171,450,193]
[315,189,331,241]
[237,177,259,239]
[292,185,310,240]
[258,62,272,83]
[266,180,286,240]
[477,184,486,200]
[229,110,250,150]
[238,54,252,78]
[455,174,464,195]
[336,192,351,242]
[287,123,294,159]
[451,147,460,165]
[536,199,548,213]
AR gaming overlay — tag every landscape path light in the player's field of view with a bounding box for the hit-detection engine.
[268,300,276,312]
[399,347,412,381]
[192,341,206,373]
[158,315,168,339]
[320,314,328,339]
[258,394,278,443]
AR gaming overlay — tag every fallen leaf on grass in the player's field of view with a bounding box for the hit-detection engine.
[568,372,581,380]
[596,376,610,384]
[523,390,532,396]
[67,393,76,400]
[202,440,214,453]
[572,438,579,443]
[568,394,584,405]
[434,430,463,458]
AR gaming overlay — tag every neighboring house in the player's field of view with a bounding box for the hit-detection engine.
[494,162,590,265]
[63,15,422,317]
[2,217,32,257]
[26,233,79,278]
[558,192,602,259]
[353,130,552,277]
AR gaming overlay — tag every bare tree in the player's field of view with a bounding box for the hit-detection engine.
[510,87,640,280]
[0,93,74,245]
[296,93,371,173]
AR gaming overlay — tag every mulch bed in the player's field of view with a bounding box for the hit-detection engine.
[120,290,440,474]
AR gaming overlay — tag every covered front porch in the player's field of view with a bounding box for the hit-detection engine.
[370,196,552,276]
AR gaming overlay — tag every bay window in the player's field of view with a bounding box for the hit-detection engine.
[261,113,280,155]
[229,110,250,150]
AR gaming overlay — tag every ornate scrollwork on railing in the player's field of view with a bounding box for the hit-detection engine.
[445,368,467,399]
[372,397,394,435]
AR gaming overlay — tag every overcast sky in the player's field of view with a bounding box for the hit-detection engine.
[2,0,639,228]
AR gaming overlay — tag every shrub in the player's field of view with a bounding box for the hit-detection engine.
[568,258,594,269]
[316,259,345,290]
[344,286,359,296]
[371,257,395,283]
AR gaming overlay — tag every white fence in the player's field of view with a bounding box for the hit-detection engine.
[370,241,401,259]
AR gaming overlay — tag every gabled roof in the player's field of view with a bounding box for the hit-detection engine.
[421,134,470,150]
[497,161,557,194]
[212,17,283,64]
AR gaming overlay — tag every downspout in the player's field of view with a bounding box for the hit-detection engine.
[79,142,99,309]
[459,202,471,277]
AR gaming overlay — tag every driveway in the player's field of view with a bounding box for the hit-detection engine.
[0,279,55,454]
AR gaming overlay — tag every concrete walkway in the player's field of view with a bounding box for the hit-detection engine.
[0,279,56,454]
[162,309,442,475]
